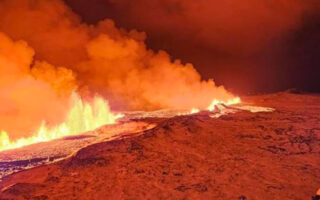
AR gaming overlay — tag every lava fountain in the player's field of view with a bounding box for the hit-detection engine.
[0,93,123,152]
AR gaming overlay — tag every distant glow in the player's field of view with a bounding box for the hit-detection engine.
[190,108,200,114]
[207,97,241,111]
[179,97,241,116]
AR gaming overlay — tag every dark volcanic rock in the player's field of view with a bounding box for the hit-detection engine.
[0,92,320,199]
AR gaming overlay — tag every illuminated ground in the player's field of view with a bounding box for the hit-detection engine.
[0,92,319,199]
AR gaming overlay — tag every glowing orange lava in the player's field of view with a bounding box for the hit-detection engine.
[0,94,241,152]
[181,97,241,115]
[207,97,241,111]
[0,94,123,152]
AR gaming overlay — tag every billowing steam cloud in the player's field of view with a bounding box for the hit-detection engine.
[66,0,319,93]
[0,0,235,139]
[0,33,75,139]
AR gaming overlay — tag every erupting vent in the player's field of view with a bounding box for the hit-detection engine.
[0,94,123,151]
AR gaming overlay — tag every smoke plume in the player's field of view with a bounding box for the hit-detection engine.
[64,0,320,93]
[0,32,75,139]
[102,0,319,53]
[0,0,235,139]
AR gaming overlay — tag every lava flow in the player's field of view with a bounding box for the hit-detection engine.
[0,96,241,152]
[0,94,123,152]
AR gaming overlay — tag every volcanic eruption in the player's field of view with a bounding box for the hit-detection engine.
[0,0,319,199]
[0,0,242,152]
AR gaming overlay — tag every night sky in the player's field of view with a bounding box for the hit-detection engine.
[65,0,320,95]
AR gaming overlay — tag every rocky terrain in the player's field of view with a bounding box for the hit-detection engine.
[0,122,155,179]
[0,92,319,199]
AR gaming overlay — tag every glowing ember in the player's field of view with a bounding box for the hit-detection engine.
[0,94,122,152]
